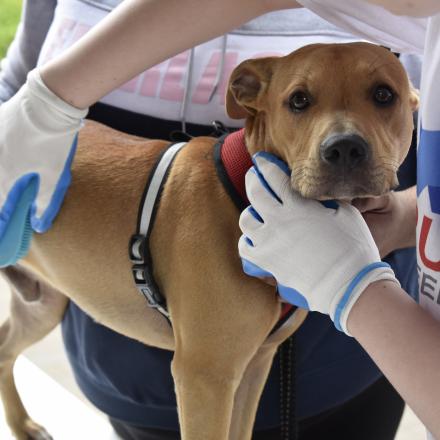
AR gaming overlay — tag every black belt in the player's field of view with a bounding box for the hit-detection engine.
[88,102,234,141]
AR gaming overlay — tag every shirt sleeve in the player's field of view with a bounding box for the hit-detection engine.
[297,0,427,54]
[0,0,56,104]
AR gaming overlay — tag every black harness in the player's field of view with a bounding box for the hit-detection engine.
[129,135,299,337]
[129,142,187,322]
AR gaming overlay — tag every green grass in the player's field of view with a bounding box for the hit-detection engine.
[0,0,22,58]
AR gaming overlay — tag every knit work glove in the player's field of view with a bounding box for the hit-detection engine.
[238,153,399,335]
[0,69,88,266]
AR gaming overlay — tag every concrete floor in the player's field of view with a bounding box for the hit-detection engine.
[0,277,425,439]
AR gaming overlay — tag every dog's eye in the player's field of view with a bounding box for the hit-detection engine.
[373,86,394,106]
[289,91,310,112]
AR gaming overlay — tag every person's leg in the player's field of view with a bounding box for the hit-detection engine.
[251,375,404,440]
[298,375,404,440]
[110,376,404,440]
[110,418,180,440]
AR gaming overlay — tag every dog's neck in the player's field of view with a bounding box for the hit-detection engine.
[243,115,275,157]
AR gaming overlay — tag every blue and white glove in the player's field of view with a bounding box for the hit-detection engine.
[238,153,399,335]
[0,69,88,266]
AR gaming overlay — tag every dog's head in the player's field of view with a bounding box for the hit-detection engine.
[226,43,419,200]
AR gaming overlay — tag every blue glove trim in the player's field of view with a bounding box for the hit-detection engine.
[334,261,391,332]
[251,152,338,210]
[321,200,338,209]
[241,258,310,309]
[249,167,283,204]
[242,257,273,279]
[0,174,38,240]
[248,206,263,223]
[253,151,291,175]
[243,205,263,246]
[277,283,310,310]
[251,152,290,204]
[0,178,37,267]
[0,134,78,265]
[31,134,78,233]
[245,236,254,247]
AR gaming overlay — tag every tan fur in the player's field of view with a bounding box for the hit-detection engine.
[0,43,417,440]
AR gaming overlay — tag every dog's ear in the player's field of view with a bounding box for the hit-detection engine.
[226,57,275,120]
[409,83,419,112]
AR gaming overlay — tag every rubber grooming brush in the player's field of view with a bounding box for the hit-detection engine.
[0,180,37,267]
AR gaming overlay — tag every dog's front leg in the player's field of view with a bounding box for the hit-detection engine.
[171,351,239,440]
[228,309,307,440]
[228,342,278,440]
[171,313,276,440]
[163,272,280,440]
[0,266,68,440]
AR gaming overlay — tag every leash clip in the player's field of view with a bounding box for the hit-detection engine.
[210,120,229,137]
[131,263,170,318]
[129,234,147,264]
[130,234,170,319]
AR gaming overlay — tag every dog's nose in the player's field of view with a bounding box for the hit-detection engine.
[320,134,369,169]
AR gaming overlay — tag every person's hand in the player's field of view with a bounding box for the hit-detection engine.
[352,186,417,258]
[238,153,399,335]
[0,69,88,266]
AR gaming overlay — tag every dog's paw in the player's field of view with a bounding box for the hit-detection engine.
[12,418,53,440]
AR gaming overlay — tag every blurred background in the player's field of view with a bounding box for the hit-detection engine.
[0,0,21,57]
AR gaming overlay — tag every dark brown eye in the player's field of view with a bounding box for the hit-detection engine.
[374,85,394,106]
[289,91,310,112]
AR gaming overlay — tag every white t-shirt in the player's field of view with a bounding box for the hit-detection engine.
[298,0,427,54]
[1,0,422,126]
[35,0,365,127]
[416,14,440,326]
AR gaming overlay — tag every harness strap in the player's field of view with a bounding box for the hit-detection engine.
[129,142,187,321]
[130,132,298,333]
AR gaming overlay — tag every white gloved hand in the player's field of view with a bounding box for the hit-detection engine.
[238,153,399,335]
[0,69,88,265]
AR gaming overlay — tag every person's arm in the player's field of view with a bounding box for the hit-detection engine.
[353,185,417,258]
[238,154,440,438]
[348,281,440,438]
[0,0,301,261]
[0,0,56,103]
[41,0,300,109]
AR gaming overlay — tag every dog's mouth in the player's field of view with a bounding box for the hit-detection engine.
[286,132,400,201]
[291,166,397,201]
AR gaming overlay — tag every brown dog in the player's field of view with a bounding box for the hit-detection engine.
[0,43,418,440]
